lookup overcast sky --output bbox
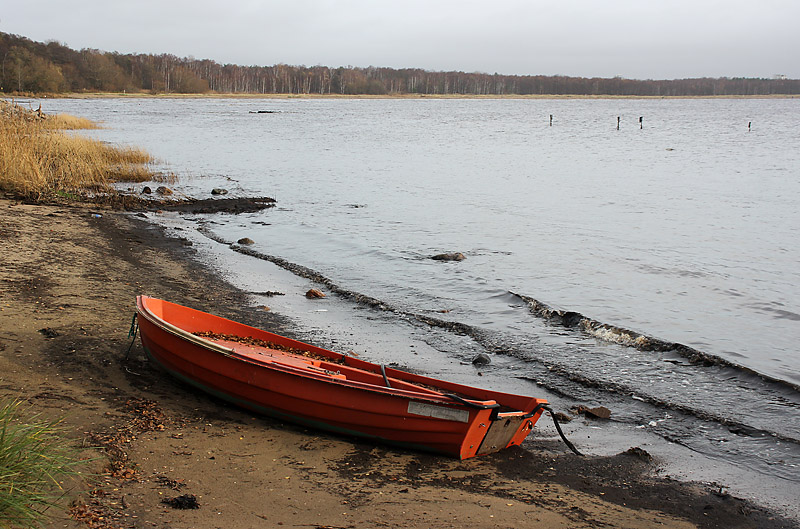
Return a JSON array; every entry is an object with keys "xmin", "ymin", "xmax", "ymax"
[{"xmin": 2, "ymin": 0, "xmax": 797, "ymax": 80}]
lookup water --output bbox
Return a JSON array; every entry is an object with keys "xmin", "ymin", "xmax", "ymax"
[{"xmin": 27, "ymin": 96, "xmax": 800, "ymax": 516}]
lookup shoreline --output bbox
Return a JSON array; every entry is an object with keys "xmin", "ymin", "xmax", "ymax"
[
  {"xmin": 1, "ymin": 198, "xmax": 796, "ymax": 528},
  {"xmin": 9, "ymin": 91, "xmax": 798, "ymax": 100}
]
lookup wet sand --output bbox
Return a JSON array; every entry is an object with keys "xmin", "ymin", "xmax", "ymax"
[{"xmin": 0, "ymin": 198, "xmax": 794, "ymax": 529}]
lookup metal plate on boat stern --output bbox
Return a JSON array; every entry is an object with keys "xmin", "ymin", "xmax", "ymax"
[
  {"xmin": 408, "ymin": 401, "xmax": 470, "ymax": 423},
  {"xmin": 477, "ymin": 416, "xmax": 525, "ymax": 455}
]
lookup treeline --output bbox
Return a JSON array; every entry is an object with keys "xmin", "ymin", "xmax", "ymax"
[{"xmin": 2, "ymin": 31, "xmax": 798, "ymax": 97}]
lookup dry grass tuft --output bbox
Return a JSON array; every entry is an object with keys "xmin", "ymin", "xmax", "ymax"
[
  {"xmin": 44, "ymin": 113, "xmax": 99, "ymax": 130},
  {"xmin": 0, "ymin": 100, "xmax": 162, "ymax": 199}
]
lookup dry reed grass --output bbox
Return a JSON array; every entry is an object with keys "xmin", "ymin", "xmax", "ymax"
[
  {"xmin": 1, "ymin": 100, "xmax": 162, "ymax": 198},
  {"xmin": 43, "ymin": 113, "xmax": 98, "ymax": 130}
]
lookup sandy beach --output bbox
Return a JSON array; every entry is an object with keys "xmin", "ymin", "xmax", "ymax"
[{"xmin": 0, "ymin": 197, "xmax": 794, "ymax": 529}]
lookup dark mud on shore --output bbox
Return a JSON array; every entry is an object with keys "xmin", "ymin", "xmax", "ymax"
[{"xmin": 14, "ymin": 192, "xmax": 277, "ymax": 215}]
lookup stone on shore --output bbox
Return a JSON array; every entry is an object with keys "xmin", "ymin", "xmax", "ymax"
[
  {"xmin": 472, "ymin": 353, "xmax": 491, "ymax": 365},
  {"xmin": 578, "ymin": 405, "xmax": 612, "ymax": 420}
]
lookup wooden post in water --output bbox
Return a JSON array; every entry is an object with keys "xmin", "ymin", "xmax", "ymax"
[
  {"xmin": 748, "ymin": 121, "xmax": 752, "ymax": 132},
  {"xmin": 617, "ymin": 116, "xmax": 620, "ymax": 130},
  {"xmin": 550, "ymin": 114, "xmax": 553, "ymax": 126},
  {"xmin": 639, "ymin": 116, "xmax": 643, "ymax": 129}
]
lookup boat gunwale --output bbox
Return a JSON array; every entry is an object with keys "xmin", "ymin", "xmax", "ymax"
[{"xmin": 135, "ymin": 295, "xmax": 501, "ymax": 409}]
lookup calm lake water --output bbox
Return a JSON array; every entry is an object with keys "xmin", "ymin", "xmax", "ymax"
[{"xmin": 27, "ymin": 96, "xmax": 800, "ymax": 516}]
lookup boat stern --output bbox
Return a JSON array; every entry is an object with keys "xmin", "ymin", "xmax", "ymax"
[{"xmin": 460, "ymin": 401, "xmax": 547, "ymax": 459}]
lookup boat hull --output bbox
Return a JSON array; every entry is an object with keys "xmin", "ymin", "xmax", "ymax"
[{"xmin": 136, "ymin": 296, "xmax": 546, "ymax": 459}]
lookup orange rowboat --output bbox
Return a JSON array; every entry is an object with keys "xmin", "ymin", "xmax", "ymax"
[{"xmin": 135, "ymin": 295, "xmax": 549, "ymax": 459}]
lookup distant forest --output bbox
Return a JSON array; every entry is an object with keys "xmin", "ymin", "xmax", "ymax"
[{"xmin": 2, "ymin": 31, "xmax": 798, "ymax": 97}]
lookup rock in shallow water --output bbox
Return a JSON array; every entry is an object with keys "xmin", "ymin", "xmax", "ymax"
[
  {"xmin": 237, "ymin": 237, "xmax": 255, "ymax": 245},
  {"xmin": 431, "ymin": 252, "xmax": 466, "ymax": 262}
]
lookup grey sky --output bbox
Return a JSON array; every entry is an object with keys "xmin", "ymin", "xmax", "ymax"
[{"xmin": 2, "ymin": 0, "xmax": 797, "ymax": 79}]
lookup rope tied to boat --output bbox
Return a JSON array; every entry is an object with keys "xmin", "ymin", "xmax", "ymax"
[
  {"xmin": 443, "ymin": 396, "xmax": 583, "ymax": 455},
  {"xmin": 380, "ymin": 364, "xmax": 392, "ymax": 388},
  {"xmin": 125, "ymin": 312, "xmax": 139, "ymax": 360},
  {"xmin": 532, "ymin": 403, "xmax": 583, "ymax": 456}
]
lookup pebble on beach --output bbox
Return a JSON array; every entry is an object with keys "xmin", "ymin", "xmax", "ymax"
[{"xmin": 554, "ymin": 411, "xmax": 573, "ymax": 423}]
